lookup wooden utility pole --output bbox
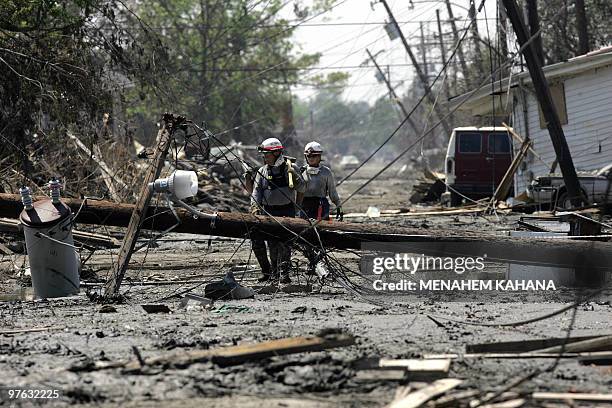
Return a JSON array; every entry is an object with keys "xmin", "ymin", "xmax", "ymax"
[
  {"xmin": 498, "ymin": 0, "xmax": 509, "ymax": 75},
  {"xmin": 1, "ymin": 193, "xmax": 611, "ymax": 274},
  {"xmin": 502, "ymin": 0, "xmax": 585, "ymax": 207},
  {"xmin": 575, "ymin": 0, "xmax": 590, "ymax": 55},
  {"xmin": 366, "ymin": 49, "xmax": 421, "ymax": 135},
  {"xmin": 379, "ymin": 0, "xmax": 452, "ymax": 136},
  {"xmin": 444, "ymin": 0, "xmax": 470, "ymax": 88},
  {"xmin": 525, "ymin": 0, "xmax": 544, "ymax": 65},
  {"xmin": 435, "ymin": 9, "xmax": 453, "ymax": 101},
  {"xmin": 468, "ymin": 1, "xmax": 485, "ymax": 78},
  {"xmin": 103, "ymin": 113, "xmax": 185, "ymax": 298},
  {"xmin": 419, "ymin": 22, "xmax": 429, "ymax": 78}
]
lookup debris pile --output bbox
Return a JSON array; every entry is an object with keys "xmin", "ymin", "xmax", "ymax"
[{"xmin": 409, "ymin": 169, "xmax": 446, "ymax": 204}]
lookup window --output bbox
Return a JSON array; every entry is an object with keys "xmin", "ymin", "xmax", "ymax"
[
  {"xmin": 458, "ymin": 133, "xmax": 482, "ymax": 153},
  {"xmin": 488, "ymin": 133, "xmax": 511, "ymax": 154},
  {"xmin": 538, "ymin": 82, "xmax": 568, "ymax": 129}
]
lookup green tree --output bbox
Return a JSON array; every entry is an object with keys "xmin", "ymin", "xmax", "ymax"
[{"xmin": 126, "ymin": 0, "xmax": 323, "ymax": 145}]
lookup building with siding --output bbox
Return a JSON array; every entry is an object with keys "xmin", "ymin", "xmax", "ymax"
[{"xmin": 450, "ymin": 46, "xmax": 612, "ymax": 196}]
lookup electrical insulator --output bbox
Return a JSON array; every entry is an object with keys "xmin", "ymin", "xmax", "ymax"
[
  {"xmin": 20, "ymin": 186, "xmax": 33, "ymax": 210},
  {"xmin": 49, "ymin": 178, "xmax": 61, "ymax": 204}
]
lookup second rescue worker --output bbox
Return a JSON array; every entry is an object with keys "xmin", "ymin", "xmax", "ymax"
[{"xmin": 299, "ymin": 141, "xmax": 343, "ymax": 221}]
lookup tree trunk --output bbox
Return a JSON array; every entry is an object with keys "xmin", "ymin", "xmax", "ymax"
[{"xmin": 575, "ymin": 0, "xmax": 590, "ymax": 55}]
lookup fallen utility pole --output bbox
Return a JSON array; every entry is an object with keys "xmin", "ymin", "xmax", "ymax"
[
  {"xmin": 366, "ymin": 49, "xmax": 421, "ymax": 135},
  {"xmin": 502, "ymin": 0, "xmax": 585, "ymax": 207},
  {"xmin": 104, "ymin": 113, "xmax": 184, "ymax": 298},
  {"xmin": 1, "ymin": 194, "xmax": 612, "ymax": 279},
  {"xmin": 378, "ymin": 0, "xmax": 452, "ymax": 136}
]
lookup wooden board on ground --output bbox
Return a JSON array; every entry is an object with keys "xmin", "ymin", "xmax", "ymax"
[
  {"xmin": 344, "ymin": 206, "xmax": 489, "ymax": 218},
  {"xmin": 532, "ymin": 392, "xmax": 612, "ymax": 403},
  {"xmin": 466, "ymin": 334, "xmax": 609, "ymax": 353},
  {"xmin": 83, "ymin": 332, "xmax": 355, "ymax": 372},
  {"xmin": 532, "ymin": 334, "xmax": 612, "ymax": 354},
  {"xmin": 387, "ymin": 378, "xmax": 463, "ymax": 408},
  {"xmin": 479, "ymin": 399, "xmax": 526, "ymax": 408},
  {"xmin": 424, "ymin": 351, "xmax": 612, "ymax": 360},
  {"xmin": 379, "ymin": 358, "xmax": 450, "ymax": 372},
  {"xmin": 354, "ymin": 370, "xmax": 406, "ymax": 382}
]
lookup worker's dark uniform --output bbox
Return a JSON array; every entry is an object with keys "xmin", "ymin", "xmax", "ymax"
[
  {"xmin": 244, "ymin": 168, "xmax": 272, "ymax": 277},
  {"xmin": 251, "ymin": 157, "xmax": 305, "ymax": 280}
]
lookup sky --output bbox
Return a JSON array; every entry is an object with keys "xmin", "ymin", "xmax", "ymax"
[{"xmin": 284, "ymin": 0, "xmax": 505, "ymax": 103}]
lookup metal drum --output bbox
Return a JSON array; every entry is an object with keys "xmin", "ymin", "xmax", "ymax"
[{"xmin": 20, "ymin": 199, "xmax": 79, "ymax": 298}]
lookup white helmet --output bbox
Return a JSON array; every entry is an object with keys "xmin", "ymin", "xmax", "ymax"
[
  {"xmin": 304, "ymin": 141, "xmax": 323, "ymax": 156},
  {"xmin": 258, "ymin": 137, "xmax": 283, "ymax": 152}
]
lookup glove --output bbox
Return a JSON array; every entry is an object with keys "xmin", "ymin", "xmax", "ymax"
[
  {"xmin": 335, "ymin": 206, "xmax": 344, "ymax": 221},
  {"xmin": 250, "ymin": 205, "xmax": 261, "ymax": 215}
]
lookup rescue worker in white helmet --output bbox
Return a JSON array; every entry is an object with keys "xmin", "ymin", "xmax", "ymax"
[
  {"xmin": 251, "ymin": 137, "xmax": 305, "ymax": 283},
  {"xmin": 298, "ymin": 141, "xmax": 343, "ymax": 221}
]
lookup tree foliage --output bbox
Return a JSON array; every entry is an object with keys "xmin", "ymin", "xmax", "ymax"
[
  {"xmin": 0, "ymin": 0, "xmax": 330, "ymax": 191},
  {"xmin": 126, "ymin": 0, "xmax": 325, "ymax": 146},
  {"xmin": 538, "ymin": 0, "xmax": 611, "ymax": 64}
]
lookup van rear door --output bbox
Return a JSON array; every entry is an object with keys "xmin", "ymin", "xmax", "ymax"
[
  {"xmin": 486, "ymin": 131, "xmax": 513, "ymax": 192},
  {"xmin": 455, "ymin": 131, "xmax": 486, "ymax": 191}
]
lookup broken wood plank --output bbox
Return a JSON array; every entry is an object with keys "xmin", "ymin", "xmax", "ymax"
[
  {"xmin": 387, "ymin": 378, "xmax": 463, "ymax": 408},
  {"xmin": 579, "ymin": 354, "xmax": 612, "ymax": 366},
  {"xmin": 104, "ymin": 114, "xmax": 180, "ymax": 298},
  {"xmin": 466, "ymin": 334, "xmax": 608, "ymax": 353},
  {"xmin": 479, "ymin": 399, "xmax": 525, "ymax": 408},
  {"xmin": 424, "ymin": 351, "xmax": 612, "ymax": 360},
  {"xmin": 532, "ymin": 334, "xmax": 612, "ymax": 354},
  {"xmin": 84, "ymin": 332, "xmax": 355, "ymax": 372},
  {"xmin": 431, "ymin": 390, "xmax": 480, "ymax": 407},
  {"xmin": 354, "ymin": 358, "xmax": 451, "ymax": 382},
  {"xmin": 354, "ymin": 370, "xmax": 406, "ymax": 382},
  {"xmin": 502, "ymin": 122, "xmax": 550, "ymax": 169},
  {"xmin": 0, "ymin": 327, "xmax": 56, "ymax": 335},
  {"xmin": 345, "ymin": 206, "xmax": 489, "ymax": 218},
  {"xmin": 66, "ymin": 131, "xmax": 127, "ymax": 201},
  {"xmin": 489, "ymin": 126, "xmax": 532, "ymax": 206},
  {"xmin": 532, "ymin": 392, "xmax": 612, "ymax": 403},
  {"xmin": 379, "ymin": 358, "xmax": 450, "ymax": 374},
  {"xmin": 469, "ymin": 392, "xmax": 522, "ymax": 408}
]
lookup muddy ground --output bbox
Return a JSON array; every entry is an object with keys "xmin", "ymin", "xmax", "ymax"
[{"xmin": 1, "ymin": 164, "xmax": 611, "ymax": 407}]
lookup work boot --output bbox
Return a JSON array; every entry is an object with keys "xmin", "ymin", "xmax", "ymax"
[{"xmin": 258, "ymin": 274, "xmax": 272, "ymax": 283}]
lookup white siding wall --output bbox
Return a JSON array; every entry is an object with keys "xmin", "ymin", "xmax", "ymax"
[{"xmin": 514, "ymin": 64, "xmax": 612, "ymax": 194}]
